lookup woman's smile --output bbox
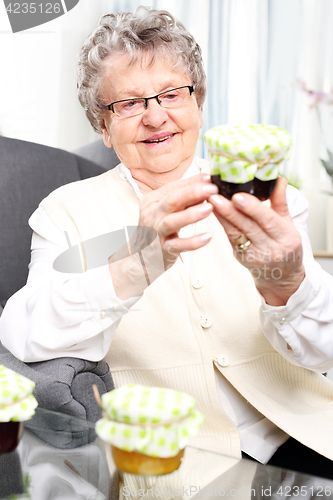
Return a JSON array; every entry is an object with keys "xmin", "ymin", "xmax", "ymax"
[{"xmin": 141, "ymin": 132, "xmax": 176, "ymax": 145}]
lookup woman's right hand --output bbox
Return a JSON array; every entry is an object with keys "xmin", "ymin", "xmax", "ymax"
[{"xmin": 109, "ymin": 174, "xmax": 218, "ymax": 299}]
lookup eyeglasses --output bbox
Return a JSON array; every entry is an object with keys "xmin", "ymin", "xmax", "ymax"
[{"xmin": 99, "ymin": 85, "xmax": 195, "ymax": 118}]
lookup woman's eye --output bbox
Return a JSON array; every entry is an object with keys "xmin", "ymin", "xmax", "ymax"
[
  {"xmin": 123, "ymin": 100, "xmax": 140, "ymax": 109},
  {"xmin": 162, "ymin": 93, "xmax": 178, "ymax": 100}
]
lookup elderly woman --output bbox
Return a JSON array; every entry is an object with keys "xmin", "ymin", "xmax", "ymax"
[{"xmin": 2, "ymin": 7, "xmax": 333, "ymax": 478}]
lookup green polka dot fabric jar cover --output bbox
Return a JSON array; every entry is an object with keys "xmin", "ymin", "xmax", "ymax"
[
  {"xmin": 0, "ymin": 365, "xmax": 38, "ymax": 453},
  {"xmin": 204, "ymin": 124, "xmax": 292, "ymax": 200},
  {"xmin": 95, "ymin": 384, "xmax": 204, "ymax": 475}
]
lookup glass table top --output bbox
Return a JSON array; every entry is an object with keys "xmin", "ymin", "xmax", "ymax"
[{"xmin": 1, "ymin": 408, "xmax": 333, "ymax": 500}]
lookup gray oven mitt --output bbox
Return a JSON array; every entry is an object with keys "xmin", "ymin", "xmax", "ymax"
[
  {"xmin": 0, "ymin": 349, "xmax": 114, "ymax": 422},
  {"xmin": 0, "ymin": 349, "xmax": 114, "ymax": 448}
]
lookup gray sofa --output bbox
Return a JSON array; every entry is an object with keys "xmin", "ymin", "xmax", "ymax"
[
  {"xmin": 0, "ymin": 136, "xmax": 119, "ymax": 309},
  {"xmin": 75, "ymin": 139, "xmax": 119, "ymax": 171},
  {"xmin": 0, "ymin": 136, "xmax": 119, "ymax": 425}
]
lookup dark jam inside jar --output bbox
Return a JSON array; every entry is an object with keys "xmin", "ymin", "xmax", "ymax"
[
  {"xmin": 211, "ymin": 176, "xmax": 277, "ymax": 201},
  {"xmin": 0, "ymin": 421, "xmax": 24, "ymax": 453}
]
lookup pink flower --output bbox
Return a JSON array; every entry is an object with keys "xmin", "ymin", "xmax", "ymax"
[{"xmin": 299, "ymin": 79, "xmax": 333, "ymax": 109}]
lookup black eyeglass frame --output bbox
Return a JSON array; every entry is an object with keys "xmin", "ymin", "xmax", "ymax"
[{"xmin": 99, "ymin": 85, "xmax": 195, "ymax": 113}]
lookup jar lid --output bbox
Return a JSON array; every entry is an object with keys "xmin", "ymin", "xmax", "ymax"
[
  {"xmin": 0, "ymin": 365, "xmax": 38, "ymax": 422},
  {"xmin": 95, "ymin": 385, "xmax": 204, "ymax": 458},
  {"xmin": 204, "ymin": 124, "xmax": 292, "ymax": 183}
]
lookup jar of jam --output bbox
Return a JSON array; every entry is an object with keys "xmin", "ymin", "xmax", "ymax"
[
  {"xmin": 204, "ymin": 124, "xmax": 292, "ymax": 201},
  {"xmin": 0, "ymin": 365, "xmax": 38, "ymax": 453},
  {"xmin": 95, "ymin": 384, "xmax": 204, "ymax": 475}
]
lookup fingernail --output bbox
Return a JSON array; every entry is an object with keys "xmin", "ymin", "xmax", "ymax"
[
  {"xmin": 202, "ymin": 184, "xmax": 218, "ymax": 194},
  {"xmin": 200, "ymin": 232, "xmax": 212, "ymax": 241},
  {"xmin": 198, "ymin": 203, "xmax": 212, "ymax": 213},
  {"xmin": 210, "ymin": 194, "xmax": 224, "ymax": 206},
  {"xmin": 233, "ymin": 194, "xmax": 246, "ymax": 205},
  {"xmin": 262, "ymin": 199, "xmax": 271, "ymax": 208},
  {"xmin": 201, "ymin": 174, "xmax": 211, "ymax": 182}
]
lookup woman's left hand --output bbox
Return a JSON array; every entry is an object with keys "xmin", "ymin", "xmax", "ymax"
[{"xmin": 209, "ymin": 177, "xmax": 305, "ymax": 306}]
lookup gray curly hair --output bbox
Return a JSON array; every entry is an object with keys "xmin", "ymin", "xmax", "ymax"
[{"xmin": 76, "ymin": 6, "xmax": 206, "ymax": 133}]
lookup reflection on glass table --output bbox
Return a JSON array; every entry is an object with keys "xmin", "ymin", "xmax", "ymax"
[
  {"xmin": 0, "ymin": 408, "xmax": 111, "ymax": 500},
  {"xmin": 1, "ymin": 408, "xmax": 333, "ymax": 500}
]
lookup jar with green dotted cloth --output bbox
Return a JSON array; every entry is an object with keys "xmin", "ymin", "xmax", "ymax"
[
  {"xmin": 0, "ymin": 364, "xmax": 38, "ymax": 452},
  {"xmin": 95, "ymin": 384, "xmax": 204, "ymax": 475},
  {"xmin": 204, "ymin": 124, "xmax": 292, "ymax": 200}
]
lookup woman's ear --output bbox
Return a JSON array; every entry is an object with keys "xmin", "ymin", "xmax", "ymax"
[
  {"xmin": 198, "ymin": 106, "xmax": 203, "ymax": 129},
  {"xmin": 101, "ymin": 127, "xmax": 112, "ymax": 148}
]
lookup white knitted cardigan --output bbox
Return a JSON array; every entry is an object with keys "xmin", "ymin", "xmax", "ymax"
[{"xmin": 41, "ymin": 162, "xmax": 333, "ymax": 461}]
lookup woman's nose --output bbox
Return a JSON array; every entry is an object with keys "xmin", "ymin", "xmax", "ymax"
[{"xmin": 141, "ymin": 98, "xmax": 168, "ymax": 128}]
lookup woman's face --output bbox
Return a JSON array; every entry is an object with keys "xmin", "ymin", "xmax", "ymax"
[{"xmin": 100, "ymin": 53, "xmax": 203, "ymax": 189}]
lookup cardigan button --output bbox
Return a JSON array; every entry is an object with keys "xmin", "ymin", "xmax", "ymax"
[
  {"xmin": 217, "ymin": 355, "xmax": 230, "ymax": 367},
  {"xmin": 192, "ymin": 277, "xmax": 204, "ymax": 289},
  {"xmin": 99, "ymin": 310, "xmax": 107, "ymax": 319},
  {"xmin": 200, "ymin": 315, "xmax": 212, "ymax": 328}
]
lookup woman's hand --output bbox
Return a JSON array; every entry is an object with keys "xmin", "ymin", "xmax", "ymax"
[
  {"xmin": 109, "ymin": 174, "xmax": 218, "ymax": 299},
  {"xmin": 138, "ymin": 173, "xmax": 217, "ymax": 267},
  {"xmin": 209, "ymin": 177, "xmax": 305, "ymax": 306}
]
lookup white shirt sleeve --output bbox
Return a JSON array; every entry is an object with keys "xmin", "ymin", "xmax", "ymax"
[
  {"xmin": 0, "ymin": 205, "xmax": 141, "ymax": 362},
  {"xmin": 259, "ymin": 185, "xmax": 333, "ymax": 373}
]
